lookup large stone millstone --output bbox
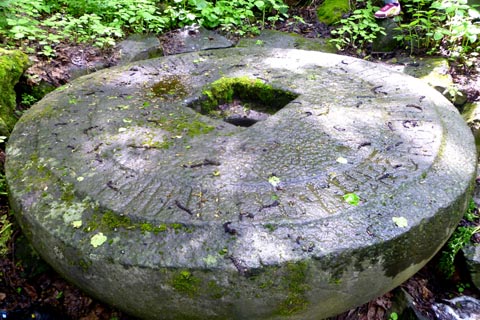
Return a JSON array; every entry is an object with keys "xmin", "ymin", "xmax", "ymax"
[{"xmin": 6, "ymin": 48, "xmax": 476, "ymax": 319}]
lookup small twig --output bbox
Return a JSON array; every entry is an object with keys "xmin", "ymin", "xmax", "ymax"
[
  {"xmin": 223, "ymin": 222, "xmax": 237, "ymax": 235},
  {"xmin": 184, "ymin": 159, "xmax": 221, "ymax": 168},
  {"xmin": 371, "ymin": 85, "xmax": 387, "ymax": 95},
  {"xmin": 174, "ymin": 200, "xmax": 194, "ymax": 216},
  {"xmin": 259, "ymin": 200, "xmax": 280, "ymax": 212},
  {"xmin": 406, "ymin": 104, "xmax": 423, "ymax": 111}
]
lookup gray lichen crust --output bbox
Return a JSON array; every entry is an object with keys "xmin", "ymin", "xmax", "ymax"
[{"xmin": 6, "ymin": 48, "xmax": 477, "ymax": 319}]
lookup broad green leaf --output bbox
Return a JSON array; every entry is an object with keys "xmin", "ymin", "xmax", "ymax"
[
  {"xmin": 91, "ymin": 232, "xmax": 107, "ymax": 247},
  {"xmin": 71, "ymin": 220, "xmax": 83, "ymax": 228},
  {"xmin": 343, "ymin": 193, "xmax": 360, "ymax": 206},
  {"xmin": 268, "ymin": 175, "xmax": 281, "ymax": 187},
  {"xmin": 433, "ymin": 31, "xmax": 444, "ymax": 41},
  {"xmin": 254, "ymin": 0, "xmax": 265, "ymax": 9},
  {"xmin": 392, "ymin": 216, "xmax": 408, "ymax": 228},
  {"xmin": 336, "ymin": 157, "xmax": 348, "ymax": 164},
  {"xmin": 186, "ymin": 13, "xmax": 196, "ymax": 21}
]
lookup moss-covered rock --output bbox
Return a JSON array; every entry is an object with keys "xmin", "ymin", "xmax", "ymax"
[
  {"xmin": 6, "ymin": 47, "xmax": 476, "ymax": 319},
  {"xmin": 317, "ymin": 0, "xmax": 350, "ymax": 25},
  {"xmin": 462, "ymin": 101, "xmax": 480, "ymax": 154},
  {"xmin": 236, "ymin": 29, "xmax": 337, "ymax": 53},
  {"xmin": 0, "ymin": 48, "xmax": 30, "ymax": 136}
]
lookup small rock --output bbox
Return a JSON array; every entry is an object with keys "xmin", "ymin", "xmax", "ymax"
[
  {"xmin": 389, "ymin": 288, "xmax": 431, "ymax": 320},
  {"xmin": 0, "ymin": 48, "xmax": 30, "ymax": 136},
  {"xmin": 462, "ymin": 243, "xmax": 480, "ymax": 290},
  {"xmin": 115, "ymin": 33, "xmax": 163, "ymax": 65},
  {"xmin": 433, "ymin": 296, "xmax": 480, "ymax": 320},
  {"xmin": 236, "ymin": 29, "xmax": 336, "ymax": 53},
  {"xmin": 462, "ymin": 101, "xmax": 480, "ymax": 156},
  {"xmin": 161, "ymin": 26, "xmax": 233, "ymax": 55},
  {"xmin": 403, "ymin": 57, "xmax": 452, "ymax": 93}
]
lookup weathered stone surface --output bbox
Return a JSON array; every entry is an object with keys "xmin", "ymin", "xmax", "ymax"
[
  {"xmin": 433, "ymin": 295, "xmax": 480, "ymax": 319},
  {"xmin": 162, "ymin": 26, "xmax": 234, "ymax": 55},
  {"xmin": 380, "ymin": 56, "xmax": 468, "ymax": 107},
  {"xmin": 236, "ymin": 29, "xmax": 336, "ymax": 53},
  {"xmin": 402, "ymin": 57, "xmax": 467, "ymax": 106},
  {"xmin": 462, "ymin": 244, "xmax": 480, "ymax": 290},
  {"xmin": 6, "ymin": 48, "xmax": 476, "ymax": 319},
  {"xmin": 0, "ymin": 48, "xmax": 30, "ymax": 136},
  {"xmin": 116, "ymin": 33, "xmax": 163, "ymax": 65},
  {"xmin": 462, "ymin": 101, "xmax": 480, "ymax": 153}
]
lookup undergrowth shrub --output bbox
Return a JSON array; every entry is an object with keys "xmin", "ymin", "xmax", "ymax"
[
  {"xmin": 329, "ymin": 0, "xmax": 385, "ymax": 54},
  {"xmin": 0, "ymin": 0, "xmax": 289, "ymax": 55},
  {"xmin": 439, "ymin": 200, "xmax": 480, "ymax": 278},
  {"xmin": 0, "ymin": 212, "xmax": 12, "ymax": 257},
  {"xmin": 330, "ymin": 0, "xmax": 479, "ymax": 62},
  {"xmin": 394, "ymin": 0, "xmax": 480, "ymax": 61}
]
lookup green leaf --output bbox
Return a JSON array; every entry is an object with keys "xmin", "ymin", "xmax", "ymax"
[
  {"xmin": 203, "ymin": 254, "xmax": 217, "ymax": 266},
  {"xmin": 71, "ymin": 220, "xmax": 83, "ymax": 228},
  {"xmin": 433, "ymin": 31, "xmax": 444, "ymax": 41},
  {"xmin": 91, "ymin": 232, "xmax": 107, "ymax": 247},
  {"xmin": 268, "ymin": 175, "xmax": 281, "ymax": 187},
  {"xmin": 336, "ymin": 156, "xmax": 348, "ymax": 164},
  {"xmin": 343, "ymin": 193, "xmax": 360, "ymax": 206},
  {"xmin": 186, "ymin": 13, "xmax": 197, "ymax": 21},
  {"xmin": 392, "ymin": 216, "xmax": 408, "ymax": 228},
  {"xmin": 254, "ymin": 0, "xmax": 265, "ymax": 9}
]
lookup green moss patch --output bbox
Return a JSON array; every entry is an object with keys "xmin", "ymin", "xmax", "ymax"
[
  {"xmin": 86, "ymin": 210, "xmax": 194, "ymax": 234},
  {"xmin": 0, "ymin": 48, "xmax": 30, "ymax": 135},
  {"xmin": 172, "ymin": 270, "xmax": 200, "ymax": 297},
  {"xmin": 147, "ymin": 114, "xmax": 214, "ymax": 138},
  {"xmin": 317, "ymin": 0, "xmax": 350, "ymax": 26},
  {"xmin": 277, "ymin": 261, "xmax": 310, "ymax": 315},
  {"xmin": 151, "ymin": 75, "xmax": 189, "ymax": 101}
]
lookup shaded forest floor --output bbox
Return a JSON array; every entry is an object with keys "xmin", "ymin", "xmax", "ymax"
[{"xmin": 1, "ymin": 5, "xmax": 480, "ymax": 320}]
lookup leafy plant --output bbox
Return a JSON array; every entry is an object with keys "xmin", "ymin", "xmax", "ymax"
[
  {"xmin": 166, "ymin": 0, "xmax": 288, "ymax": 35},
  {"xmin": 457, "ymin": 282, "xmax": 470, "ymax": 293},
  {"xmin": 394, "ymin": 0, "xmax": 480, "ymax": 57},
  {"xmin": 465, "ymin": 199, "xmax": 478, "ymax": 222},
  {"xmin": 21, "ymin": 93, "xmax": 38, "ymax": 107},
  {"xmin": 430, "ymin": 0, "xmax": 480, "ymax": 59},
  {"xmin": 438, "ymin": 200, "xmax": 480, "ymax": 278},
  {"xmin": 394, "ymin": 0, "xmax": 440, "ymax": 54},
  {"xmin": 0, "ymin": 172, "xmax": 7, "ymax": 197},
  {"xmin": 330, "ymin": 0, "xmax": 385, "ymax": 53},
  {"xmin": 0, "ymin": 0, "xmax": 289, "ymax": 52},
  {"xmin": 0, "ymin": 213, "xmax": 12, "ymax": 257}
]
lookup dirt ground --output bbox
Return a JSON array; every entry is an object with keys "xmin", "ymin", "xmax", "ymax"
[{"xmin": 1, "ymin": 5, "xmax": 480, "ymax": 320}]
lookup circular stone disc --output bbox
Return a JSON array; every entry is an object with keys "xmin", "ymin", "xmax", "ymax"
[{"xmin": 6, "ymin": 48, "xmax": 476, "ymax": 319}]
